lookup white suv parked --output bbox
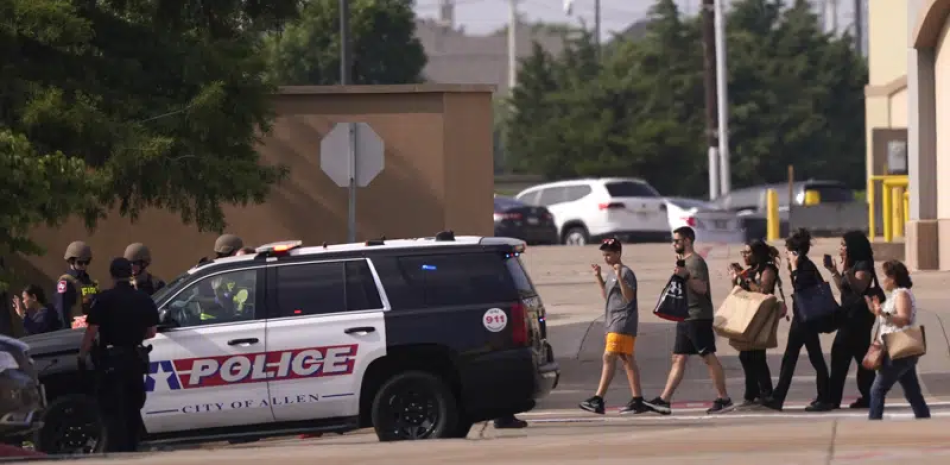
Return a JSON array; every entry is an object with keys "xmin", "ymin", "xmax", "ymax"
[{"xmin": 515, "ymin": 178, "xmax": 671, "ymax": 245}]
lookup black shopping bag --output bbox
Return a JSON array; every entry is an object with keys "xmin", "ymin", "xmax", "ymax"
[
  {"xmin": 654, "ymin": 275, "xmax": 689, "ymax": 322},
  {"xmin": 792, "ymin": 281, "xmax": 840, "ymax": 333}
]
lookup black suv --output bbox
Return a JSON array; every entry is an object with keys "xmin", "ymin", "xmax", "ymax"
[{"xmin": 24, "ymin": 234, "xmax": 558, "ymax": 453}]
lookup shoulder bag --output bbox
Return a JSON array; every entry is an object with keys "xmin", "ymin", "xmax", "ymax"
[
  {"xmin": 791, "ymin": 266, "xmax": 840, "ymax": 327},
  {"xmin": 862, "ymin": 322, "xmax": 884, "ymax": 371}
]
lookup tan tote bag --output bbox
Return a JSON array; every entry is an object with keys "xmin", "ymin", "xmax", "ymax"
[
  {"xmin": 883, "ymin": 326, "xmax": 927, "ymax": 360},
  {"xmin": 714, "ymin": 286, "xmax": 778, "ymax": 341}
]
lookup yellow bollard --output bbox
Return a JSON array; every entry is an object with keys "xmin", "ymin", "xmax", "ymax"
[
  {"xmin": 882, "ymin": 185, "xmax": 893, "ymax": 242},
  {"xmin": 766, "ymin": 189, "xmax": 779, "ymax": 241},
  {"xmin": 903, "ymin": 190, "xmax": 910, "ymax": 225},
  {"xmin": 867, "ymin": 179, "xmax": 876, "ymax": 239},
  {"xmin": 892, "ymin": 187, "xmax": 904, "ymax": 238},
  {"xmin": 803, "ymin": 190, "xmax": 821, "ymax": 206}
]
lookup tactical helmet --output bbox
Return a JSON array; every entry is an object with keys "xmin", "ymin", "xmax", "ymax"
[
  {"xmin": 214, "ymin": 234, "xmax": 244, "ymax": 255},
  {"xmin": 124, "ymin": 243, "xmax": 152, "ymax": 263},
  {"xmin": 64, "ymin": 241, "xmax": 92, "ymax": 261}
]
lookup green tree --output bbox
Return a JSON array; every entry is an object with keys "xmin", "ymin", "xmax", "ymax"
[
  {"xmin": 0, "ymin": 0, "xmax": 299, "ymax": 262},
  {"xmin": 266, "ymin": 0, "xmax": 426, "ymax": 85},
  {"xmin": 726, "ymin": 0, "xmax": 868, "ymax": 189}
]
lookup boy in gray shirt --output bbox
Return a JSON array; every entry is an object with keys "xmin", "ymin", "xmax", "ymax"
[{"xmin": 579, "ymin": 238, "xmax": 647, "ymax": 415}]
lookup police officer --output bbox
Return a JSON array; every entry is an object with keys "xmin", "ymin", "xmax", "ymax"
[
  {"xmin": 55, "ymin": 241, "xmax": 100, "ymax": 329},
  {"xmin": 78, "ymin": 258, "xmax": 159, "ymax": 453},
  {"xmin": 123, "ymin": 243, "xmax": 166, "ymax": 296},
  {"xmin": 196, "ymin": 236, "xmax": 247, "ymax": 322}
]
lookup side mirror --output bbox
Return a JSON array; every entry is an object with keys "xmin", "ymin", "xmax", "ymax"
[{"xmin": 157, "ymin": 308, "xmax": 179, "ymax": 330}]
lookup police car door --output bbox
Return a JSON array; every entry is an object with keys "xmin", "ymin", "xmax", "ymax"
[
  {"xmin": 264, "ymin": 258, "xmax": 387, "ymax": 422},
  {"xmin": 143, "ymin": 267, "xmax": 274, "ymax": 433}
]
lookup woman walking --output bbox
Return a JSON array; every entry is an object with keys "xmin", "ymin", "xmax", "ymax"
[
  {"xmin": 866, "ymin": 260, "xmax": 930, "ymax": 420},
  {"xmin": 728, "ymin": 239, "xmax": 780, "ymax": 408},
  {"xmin": 765, "ymin": 228, "xmax": 833, "ymax": 412},
  {"xmin": 826, "ymin": 231, "xmax": 880, "ymax": 409}
]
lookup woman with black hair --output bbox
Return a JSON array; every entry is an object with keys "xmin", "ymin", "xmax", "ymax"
[
  {"xmin": 826, "ymin": 230, "xmax": 880, "ymax": 409},
  {"xmin": 11, "ymin": 284, "xmax": 62, "ymax": 335},
  {"xmin": 728, "ymin": 239, "xmax": 780, "ymax": 408},
  {"xmin": 764, "ymin": 228, "xmax": 834, "ymax": 412}
]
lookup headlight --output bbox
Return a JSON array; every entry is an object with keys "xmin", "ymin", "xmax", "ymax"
[{"xmin": 0, "ymin": 352, "xmax": 21, "ymax": 373}]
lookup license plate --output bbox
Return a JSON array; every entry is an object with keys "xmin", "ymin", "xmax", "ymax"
[
  {"xmin": 527, "ymin": 217, "xmax": 539, "ymax": 225},
  {"xmin": 714, "ymin": 220, "xmax": 727, "ymax": 229}
]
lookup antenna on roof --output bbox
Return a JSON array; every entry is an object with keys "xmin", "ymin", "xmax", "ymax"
[
  {"xmin": 321, "ymin": 242, "xmax": 328, "ymax": 249},
  {"xmin": 435, "ymin": 230, "xmax": 455, "ymax": 241}
]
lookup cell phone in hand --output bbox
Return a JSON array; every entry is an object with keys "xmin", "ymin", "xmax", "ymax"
[
  {"xmin": 823, "ymin": 254, "xmax": 833, "ymax": 268},
  {"xmin": 676, "ymin": 259, "xmax": 686, "ymax": 268},
  {"xmin": 730, "ymin": 262, "xmax": 742, "ymax": 271}
]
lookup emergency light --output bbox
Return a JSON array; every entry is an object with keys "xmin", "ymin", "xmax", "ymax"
[{"xmin": 255, "ymin": 240, "xmax": 303, "ymax": 257}]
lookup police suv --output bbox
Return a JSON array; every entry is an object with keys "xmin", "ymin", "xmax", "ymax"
[{"xmin": 24, "ymin": 234, "xmax": 559, "ymax": 453}]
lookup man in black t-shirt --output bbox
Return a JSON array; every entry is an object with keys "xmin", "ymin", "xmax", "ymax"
[{"xmin": 79, "ymin": 257, "xmax": 159, "ymax": 452}]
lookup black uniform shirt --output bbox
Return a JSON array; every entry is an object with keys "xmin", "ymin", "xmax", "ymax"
[{"xmin": 86, "ymin": 282, "xmax": 160, "ymax": 348}]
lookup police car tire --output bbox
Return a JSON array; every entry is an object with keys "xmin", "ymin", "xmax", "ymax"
[
  {"xmin": 370, "ymin": 371, "xmax": 459, "ymax": 442},
  {"xmin": 34, "ymin": 394, "xmax": 106, "ymax": 455}
]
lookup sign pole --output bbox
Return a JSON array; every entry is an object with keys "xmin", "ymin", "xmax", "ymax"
[
  {"xmin": 347, "ymin": 123, "xmax": 357, "ymax": 242},
  {"xmin": 340, "ymin": 0, "xmax": 356, "ymax": 242}
]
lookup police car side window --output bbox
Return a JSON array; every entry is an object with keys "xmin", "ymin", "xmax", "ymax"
[
  {"xmin": 345, "ymin": 261, "xmax": 383, "ymax": 310},
  {"xmin": 396, "ymin": 253, "xmax": 518, "ymax": 307},
  {"xmin": 165, "ymin": 269, "xmax": 257, "ymax": 328},
  {"xmin": 275, "ymin": 262, "xmax": 347, "ymax": 317}
]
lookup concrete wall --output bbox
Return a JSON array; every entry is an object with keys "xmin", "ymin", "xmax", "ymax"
[
  {"xmin": 865, "ymin": 0, "xmax": 910, "ymax": 183},
  {"xmin": 907, "ymin": 0, "xmax": 950, "ymax": 270},
  {"xmin": 8, "ymin": 85, "xmax": 496, "ymax": 292}
]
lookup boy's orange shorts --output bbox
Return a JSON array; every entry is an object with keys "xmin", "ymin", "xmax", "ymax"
[{"xmin": 605, "ymin": 332, "xmax": 636, "ymax": 355}]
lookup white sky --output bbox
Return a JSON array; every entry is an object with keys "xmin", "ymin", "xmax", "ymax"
[{"xmin": 413, "ymin": 0, "xmax": 858, "ymax": 40}]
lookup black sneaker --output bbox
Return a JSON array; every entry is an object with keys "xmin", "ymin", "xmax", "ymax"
[
  {"xmin": 493, "ymin": 415, "xmax": 528, "ymax": 429},
  {"xmin": 849, "ymin": 397, "xmax": 869, "ymax": 409},
  {"xmin": 579, "ymin": 396, "xmax": 605, "ymax": 415},
  {"xmin": 706, "ymin": 397, "xmax": 735, "ymax": 414},
  {"xmin": 805, "ymin": 401, "xmax": 835, "ymax": 412},
  {"xmin": 619, "ymin": 397, "xmax": 650, "ymax": 415},
  {"xmin": 643, "ymin": 397, "xmax": 672, "ymax": 415}
]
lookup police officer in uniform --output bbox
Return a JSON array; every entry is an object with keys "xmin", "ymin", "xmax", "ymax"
[
  {"xmin": 78, "ymin": 258, "xmax": 159, "ymax": 453},
  {"xmin": 196, "ymin": 235, "xmax": 246, "ymax": 322},
  {"xmin": 55, "ymin": 241, "xmax": 100, "ymax": 329},
  {"xmin": 123, "ymin": 243, "xmax": 166, "ymax": 296}
]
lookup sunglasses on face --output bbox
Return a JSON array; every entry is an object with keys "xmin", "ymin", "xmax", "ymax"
[{"xmin": 75, "ymin": 260, "xmax": 90, "ymax": 266}]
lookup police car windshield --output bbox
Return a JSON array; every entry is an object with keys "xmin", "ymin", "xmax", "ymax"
[{"xmin": 151, "ymin": 271, "xmax": 190, "ymax": 303}]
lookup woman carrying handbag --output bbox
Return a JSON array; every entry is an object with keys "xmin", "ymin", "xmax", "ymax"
[{"xmin": 863, "ymin": 260, "xmax": 930, "ymax": 420}]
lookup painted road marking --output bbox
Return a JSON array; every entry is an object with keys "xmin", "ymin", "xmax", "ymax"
[
  {"xmin": 523, "ymin": 409, "xmax": 950, "ymax": 424},
  {"xmin": 525, "ymin": 400, "xmax": 950, "ymax": 416}
]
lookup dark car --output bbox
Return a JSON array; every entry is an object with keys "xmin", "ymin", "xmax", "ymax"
[
  {"xmin": 0, "ymin": 335, "xmax": 45, "ymax": 445},
  {"xmin": 493, "ymin": 196, "xmax": 559, "ymax": 245},
  {"xmin": 24, "ymin": 234, "xmax": 559, "ymax": 453}
]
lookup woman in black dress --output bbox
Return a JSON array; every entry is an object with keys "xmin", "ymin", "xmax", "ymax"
[
  {"xmin": 826, "ymin": 230, "xmax": 879, "ymax": 409},
  {"xmin": 765, "ymin": 228, "xmax": 833, "ymax": 412}
]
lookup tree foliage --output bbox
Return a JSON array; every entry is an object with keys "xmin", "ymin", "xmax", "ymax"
[
  {"xmin": 265, "ymin": 0, "xmax": 426, "ymax": 85},
  {"xmin": 505, "ymin": 0, "xmax": 868, "ymax": 197},
  {"xmin": 0, "ymin": 0, "xmax": 298, "ymax": 258}
]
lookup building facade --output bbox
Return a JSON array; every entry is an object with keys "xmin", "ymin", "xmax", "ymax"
[{"xmin": 904, "ymin": 0, "xmax": 950, "ymax": 270}]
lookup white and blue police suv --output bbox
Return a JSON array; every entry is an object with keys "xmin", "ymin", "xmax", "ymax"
[{"xmin": 24, "ymin": 234, "xmax": 559, "ymax": 453}]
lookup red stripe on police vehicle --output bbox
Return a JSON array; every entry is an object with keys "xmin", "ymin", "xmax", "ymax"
[{"xmin": 146, "ymin": 344, "xmax": 358, "ymax": 392}]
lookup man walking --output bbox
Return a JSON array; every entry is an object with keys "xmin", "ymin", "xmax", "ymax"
[
  {"xmin": 579, "ymin": 238, "xmax": 648, "ymax": 415},
  {"xmin": 644, "ymin": 226, "xmax": 734, "ymax": 415}
]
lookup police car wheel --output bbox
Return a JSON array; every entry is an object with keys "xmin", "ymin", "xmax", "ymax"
[
  {"xmin": 33, "ymin": 395, "xmax": 105, "ymax": 455},
  {"xmin": 371, "ymin": 371, "xmax": 459, "ymax": 442}
]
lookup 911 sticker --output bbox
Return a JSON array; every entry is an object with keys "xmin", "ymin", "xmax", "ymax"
[
  {"xmin": 145, "ymin": 344, "xmax": 358, "ymax": 392},
  {"xmin": 57, "ymin": 280, "xmax": 67, "ymax": 294},
  {"xmin": 483, "ymin": 308, "xmax": 507, "ymax": 332}
]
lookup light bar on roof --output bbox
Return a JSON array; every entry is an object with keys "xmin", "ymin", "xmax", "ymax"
[{"xmin": 256, "ymin": 240, "xmax": 303, "ymax": 255}]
